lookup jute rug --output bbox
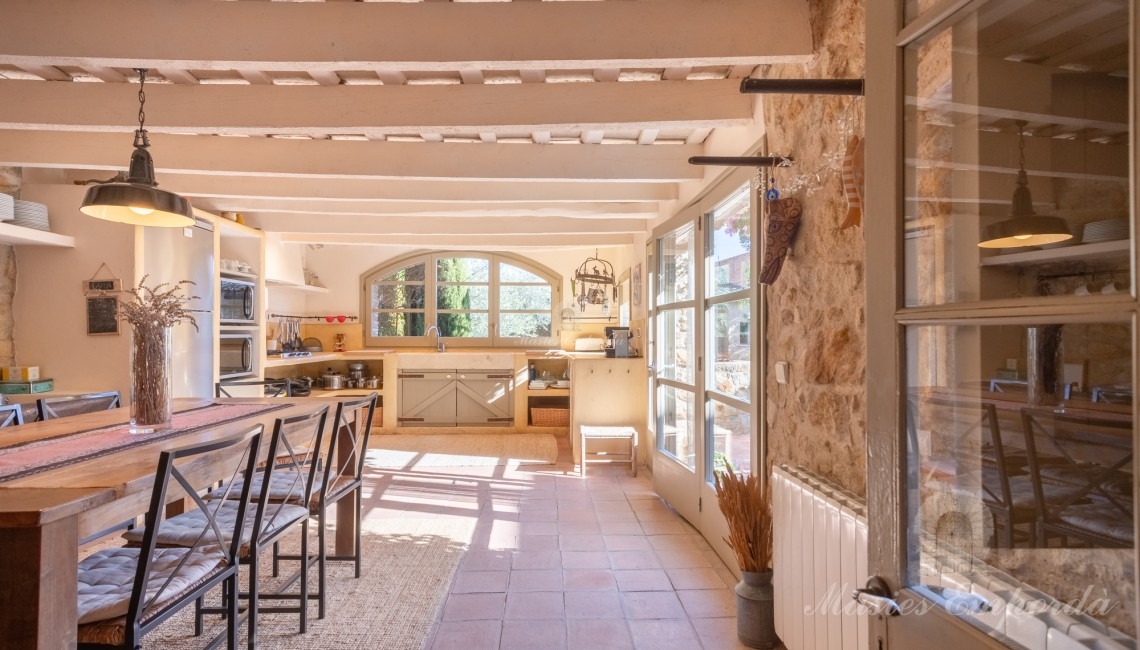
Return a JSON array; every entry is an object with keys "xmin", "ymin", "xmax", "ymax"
[
  {"xmin": 142, "ymin": 516, "xmax": 474, "ymax": 649},
  {"xmin": 367, "ymin": 433, "xmax": 558, "ymax": 469}
]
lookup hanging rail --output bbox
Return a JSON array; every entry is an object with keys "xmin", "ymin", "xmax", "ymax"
[
  {"xmin": 269, "ymin": 313, "xmax": 359, "ymax": 321},
  {"xmin": 740, "ymin": 78, "xmax": 865, "ymax": 96},
  {"xmin": 688, "ymin": 155, "xmax": 794, "ymax": 167}
]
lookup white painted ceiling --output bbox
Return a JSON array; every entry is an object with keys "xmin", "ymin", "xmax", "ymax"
[{"xmin": 0, "ymin": 0, "xmax": 815, "ymax": 248}]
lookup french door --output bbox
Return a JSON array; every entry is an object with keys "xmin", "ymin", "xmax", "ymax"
[
  {"xmin": 866, "ymin": 0, "xmax": 1139, "ymax": 647},
  {"xmin": 653, "ymin": 169, "xmax": 760, "ymax": 558}
]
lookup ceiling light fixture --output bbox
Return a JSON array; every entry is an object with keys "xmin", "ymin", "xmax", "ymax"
[
  {"xmin": 80, "ymin": 69, "xmax": 194, "ymax": 228},
  {"xmin": 573, "ymin": 250, "xmax": 616, "ymax": 311},
  {"xmin": 977, "ymin": 121, "xmax": 1071, "ymax": 249}
]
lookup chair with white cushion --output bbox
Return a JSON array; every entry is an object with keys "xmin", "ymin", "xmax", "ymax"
[
  {"xmin": 124, "ymin": 406, "xmax": 330, "ymax": 648},
  {"xmin": 76, "ymin": 425, "xmax": 263, "ymax": 650}
]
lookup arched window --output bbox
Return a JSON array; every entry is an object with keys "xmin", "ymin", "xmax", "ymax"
[{"xmin": 361, "ymin": 251, "xmax": 562, "ymax": 348}]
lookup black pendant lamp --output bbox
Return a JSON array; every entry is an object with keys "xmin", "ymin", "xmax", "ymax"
[
  {"xmin": 80, "ymin": 69, "xmax": 194, "ymax": 227},
  {"xmin": 977, "ymin": 122, "xmax": 1071, "ymax": 249}
]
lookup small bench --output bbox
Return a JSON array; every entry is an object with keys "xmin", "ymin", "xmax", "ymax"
[{"xmin": 579, "ymin": 425, "xmax": 637, "ymax": 477}]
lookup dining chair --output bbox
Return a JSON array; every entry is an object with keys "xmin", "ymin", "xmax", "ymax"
[
  {"xmin": 124, "ymin": 408, "xmax": 329, "ymax": 648},
  {"xmin": 1020, "ymin": 408, "xmax": 1133, "ymax": 548},
  {"xmin": 0, "ymin": 403, "xmax": 24, "ymax": 427},
  {"xmin": 77, "ymin": 425, "xmax": 263, "ymax": 650},
  {"xmin": 38, "ymin": 391, "xmax": 121, "ymax": 421},
  {"xmin": 215, "ymin": 379, "xmax": 293, "ymax": 398},
  {"xmin": 310, "ymin": 393, "xmax": 378, "ymax": 617}
]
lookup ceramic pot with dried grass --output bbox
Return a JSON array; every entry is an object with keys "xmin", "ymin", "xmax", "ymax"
[{"xmin": 714, "ymin": 462, "xmax": 779, "ymax": 649}]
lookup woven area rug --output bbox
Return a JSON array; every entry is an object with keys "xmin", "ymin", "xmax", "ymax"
[
  {"xmin": 367, "ymin": 433, "xmax": 558, "ymax": 469},
  {"xmin": 140, "ymin": 516, "xmax": 474, "ymax": 649}
]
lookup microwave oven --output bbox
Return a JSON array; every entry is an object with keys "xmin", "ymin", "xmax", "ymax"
[
  {"xmin": 220, "ymin": 278, "xmax": 256, "ymax": 323},
  {"xmin": 219, "ymin": 333, "xmax": 255, "ymax": 378}
]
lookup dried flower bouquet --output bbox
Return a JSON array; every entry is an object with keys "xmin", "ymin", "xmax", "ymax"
[
  {"xmin": 119, "ymin": 276, "xmax": 198, "ymax": 430},
  {"xmin": 714, "ymin": 462, "xmax": 773, "ymax": 573}
]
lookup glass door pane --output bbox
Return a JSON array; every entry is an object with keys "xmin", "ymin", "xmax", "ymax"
[{"xmin": 906, "ymin": 321, "xmax": 1135, "ymax": 641}]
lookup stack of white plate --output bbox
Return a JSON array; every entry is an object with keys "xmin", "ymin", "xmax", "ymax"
[
  {"xmin": 1081, "ymin": 218, "xmax": 1129, "ymax": 244},
  {"xmin": 11, "ymin": 200, "xmax": 49, "ymax": 231},
  {"xmin": 0, "ymin": 194, "xmax": 13, "ymax": 222}
]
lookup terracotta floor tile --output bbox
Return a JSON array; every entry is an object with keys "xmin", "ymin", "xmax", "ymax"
[
  {"xmin": 648, "ymin": 535, "xmax": 700, "ymax": 551},
  {"xmin": 639, "ymin": 520, "xmax": 689, "ymax": 535},
  {"xmin": 519, "ymin": 520, "xmax": 559, "ymax": 536},
  {"xmin": 430, "ymin": 620, "xmax": 502, "ymax": 650},
  {"xmin": 605, "ymin": 535, "xmax": 652, "ymax": 551},
  {"xmin": 666, "ymin": 567, "xmax": 731, "ymax": 590},
  {"xmin": 596, "ymin": 510, "xmax": 640, "ymax": 522},
  {"xmin": 691, "ymin": 617, "xmax": 753, "ymax": 649},
  {"xmin": 609, "ymin": 550, "xmax": 662, "ymax": 570},
  {"xmin": 504, "ymin": 591, "xmax": 565, "ymax": 619},
  {"xmin": 499, "ymin": 619, "xmax": 567, "ymax": 650},
  {"xmin": 517, "ymin": 534, "xmax": 559, "ymax": 551},
  {"xmin": 510, "ymin": 550, "xmax": 562, "ymax": 570},
  {"xmin": 655, "ymin": 549, "xmax": 713, "ymax": 569},
  {"xmin": 459, "ymin": 550, "xmax": 512, "ymax": 572},
  {"xmin": 451, "ymin": 570, "xmax": 509, "ymax": 594},
  {"xmin": 615, "ymin": 569, "xmax": 674, "ymax": 592},
  {"xmin": 567, "ymin": 619, "xmax": 635, "ymax": 649},
  {"xmin": 518, "ymin": 510, "xmax": 558, "ymax": 522},
  {"xmin": 599, "ymin": 520, "xmax": 644, "ymax": 535},
  {"xmin": 561, "ymin": 550, "xmax": 611, "ymax": 569},
  {"xmin": 442, "ymin": 593, "xmax": 507, "ymax": 621},
  {"xmin": 559, "ymin": 533, "xmax": 606, "ymax": 551},
  {"xmin": 627, "ymin": 619, "xmax": 701, "ymax": 650},
  {"xmin": 508, "ymin": 569, "xmax": 563, "ymax": 592},
  {"xmin": 563, "ymin": 568, "xmax": 619, "ymax": 591},
  {"xmin": 558, "ymin": 520, "xmax": 601, "ymax": 534},
  {"xmin": 621, "ymin": 591, "xmax": 687, "ymax": 619},
  {"xmin": 565, "ymin": 591, "xmax": 625, "ymax": 619},
  {"xmin": 677, "ymin": 589, "xmax": 736, "ymax": 618},
  {"xmin": 557, "ymin": 509, "xmax": 598, "ymax": 523}
]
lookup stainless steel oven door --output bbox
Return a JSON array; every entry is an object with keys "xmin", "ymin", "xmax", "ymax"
[{"xmin": 219, "ymin": 334, "xmax": 254, "ymax": 378}]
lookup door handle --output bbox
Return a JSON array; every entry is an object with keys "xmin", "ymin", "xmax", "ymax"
[{"xmin": 852, "ymin": 577, "xmax": 900, "ymax": 617}]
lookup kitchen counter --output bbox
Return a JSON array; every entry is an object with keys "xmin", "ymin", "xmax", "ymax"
[{"xmin": 264, "ymin": 349, "xmax": 394, "ymax": 368}]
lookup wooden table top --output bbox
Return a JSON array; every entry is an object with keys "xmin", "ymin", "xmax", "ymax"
[{"xmin": 0, "ymin": 397, "xmax": 334, "ymax": 528}]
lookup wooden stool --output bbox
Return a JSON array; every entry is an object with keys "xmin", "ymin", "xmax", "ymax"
[{"xmin": 579, "ymin": 425, "xmax": 637, "ymax": 477}]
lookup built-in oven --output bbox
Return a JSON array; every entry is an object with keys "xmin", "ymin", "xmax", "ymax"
[
  {"xmin": 219, "ymin": 278, "xmax": 256, "ymax": 324},
  {"xmin": 219, "ymin": 333, "xmax": 255, "ymax": 379}
]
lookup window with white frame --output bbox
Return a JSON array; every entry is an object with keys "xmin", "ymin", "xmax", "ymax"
[{"xmin": 362, "ymin": 251, "xmax": 561, "ymax": 348}]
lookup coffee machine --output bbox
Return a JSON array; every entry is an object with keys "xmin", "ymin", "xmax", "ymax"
[{"xmin": 604, "ymin": 326, "xmax": 634, "ymax": 358}]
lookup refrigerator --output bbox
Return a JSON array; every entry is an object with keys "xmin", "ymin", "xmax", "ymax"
[{"xmin": 139, "ymin": 218, "xmax": 215, "ymax": 398}]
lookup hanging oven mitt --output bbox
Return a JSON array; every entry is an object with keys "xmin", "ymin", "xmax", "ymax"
[
  {"xmin": 758, "ymin": 197, "xmax": 803, "ymax": 285},
  {"xmin": 839, "ymin": 135, "xmax": 865, "ymax": 230}
]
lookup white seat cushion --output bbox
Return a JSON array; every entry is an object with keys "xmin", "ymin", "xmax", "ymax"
[
  {"xmin": 77, "ymin": 546, "xmax": 225, "ymax": 625},
  {"xmin": 122, "ymin": 500, "xmax": 308, "ymax": 551},
  {"xmin": 221, "ymin": 469, "xmax": 325, "ymax": 504}
]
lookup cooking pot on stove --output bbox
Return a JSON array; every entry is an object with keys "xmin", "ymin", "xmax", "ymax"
[{"xmin": 321, "ymin": 370, "xmax": 345, "ymax": 390}]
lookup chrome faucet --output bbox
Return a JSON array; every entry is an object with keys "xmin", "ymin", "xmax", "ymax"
[{"xmin": 425, "ymin": 325, "xmax": 446, "ymax": 352}]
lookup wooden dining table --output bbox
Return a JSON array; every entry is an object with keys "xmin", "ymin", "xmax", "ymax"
[{"xmin": 0, "ymin": 397, "xmax": 359, "ymax": 649}]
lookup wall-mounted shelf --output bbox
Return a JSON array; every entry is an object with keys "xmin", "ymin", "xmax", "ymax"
[
  {"xmin": 980, "ymin": 240, "xmax": 1129, "ymax": 267},
  {"xmin": 220, "ymin": 269, "xmax": 258, "ymax": 281},
  {"xmin": 0, "ymin": 223, "xmax": 74, "ymax": 248},
  {"xmin": 265, "ymin": 278, "xmax": 330, "ymax": 294}
]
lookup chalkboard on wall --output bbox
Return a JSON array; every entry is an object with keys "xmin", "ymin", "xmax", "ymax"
[{"xmin": 86, "ymin": 296, "xmax": 120, "ymax": 336}]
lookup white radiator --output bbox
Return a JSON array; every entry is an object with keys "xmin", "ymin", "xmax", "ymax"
[{"xmin": 772, "ymin": 465, "xmax": 869, "ymax": 650}]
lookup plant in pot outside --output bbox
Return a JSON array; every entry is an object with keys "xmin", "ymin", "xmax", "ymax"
[{"xmin": 714, "ymin": 461, "xmax": 779, "ymax": 649}]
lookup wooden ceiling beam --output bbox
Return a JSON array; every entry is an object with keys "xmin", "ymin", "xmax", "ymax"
[
  {"xmin": 191, "ymin": 199, "xmax": 656, "ymax": 220},
  {"xmin": 62, "ymin": 174, "xmax": 674, "ymax": 203},
  {"xmin": 279, "ymin": 233, "xmax": 636, "ymax": 248},
  {"xmin": 244, "ymin": 214, "xmax": 647, "ymax": 235},
  {"xmin": 0, "ymin": 79, "xmax": 751, "ymax": 135},
  {"xmin": 0, "ymin": 130, "xmax": 701, "ymax": 182},
  {"xmin": 0, "ymin": 0, "xmax": 814, "ymax": 71}
]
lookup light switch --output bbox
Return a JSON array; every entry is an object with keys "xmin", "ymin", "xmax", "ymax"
[{"xmin": 775, "ymin": 361, "xmax": 790, "ymax": 385}]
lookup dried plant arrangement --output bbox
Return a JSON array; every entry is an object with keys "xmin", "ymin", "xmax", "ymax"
[
  {"xmin": 714, "ymin": 462, "xmax": 773, "ymax": 573},
  {"xmin": 119, "ymin": 276, "xmax": 199, "ymax": 430}
]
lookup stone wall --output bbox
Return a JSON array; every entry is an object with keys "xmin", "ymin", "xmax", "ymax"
[
  {"xmin": 0, "ymin": 168, "xmax": 18, "ymax": 366},
  {"xmin": 760, "ymin": 0, "xmax": 867, "ymax": 495}
]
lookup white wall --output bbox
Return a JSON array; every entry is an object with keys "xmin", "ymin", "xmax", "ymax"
[{"xmin": 15, "ymin": 184, "xmax": 134, "ymax": 395}]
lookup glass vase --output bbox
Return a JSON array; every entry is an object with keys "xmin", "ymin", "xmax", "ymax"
[{"xmin": 129, "ymin": 325, "xmax": 173, "ymax": 434}]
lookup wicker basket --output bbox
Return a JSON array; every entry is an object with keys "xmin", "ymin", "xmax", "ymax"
[{"xmin": 530, "ymin": 407, "xmax": 569, "ymax": 427}]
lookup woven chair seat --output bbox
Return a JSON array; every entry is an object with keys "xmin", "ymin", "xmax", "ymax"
[
  {"xmin": 77, "ymin": 547, "xmax": 226, "ymax": 644},
  {"xmin": 1057, "ymin": 501, "xmax": 1135, "ymax": 544},
  {"xmin": 218, "ymin": 469, "xmax": 325, "ymax": 505},
  {"xmin": 123, "ymin": 500, "xmax": 308, "ymax": 556},
  {"xmin": 979, "ymin": 468, "xmax": 1087, "ymax": 515}
]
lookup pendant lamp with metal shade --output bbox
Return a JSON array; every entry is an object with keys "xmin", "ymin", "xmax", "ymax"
[
  {"xmin": 80, "ymin": 69, "xmax": 194, "ymax": 228},
  {"xmin": 977, "ymin": 121, "xmax": 1072, "ymax": 249}
]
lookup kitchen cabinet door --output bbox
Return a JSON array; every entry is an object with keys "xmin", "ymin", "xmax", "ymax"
[
  {"xmin": 456, "ymin": 370, "xmax": 514, "ymax": 426},
  {"xmin": 397, "ymin": 371, "xmax": 457, "ymax": 426}
]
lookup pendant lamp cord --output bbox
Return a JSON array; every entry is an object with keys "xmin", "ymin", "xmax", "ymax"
[{"xmin": 1017, "ymin": 121, "xmax": 1026, "ymax": 173}]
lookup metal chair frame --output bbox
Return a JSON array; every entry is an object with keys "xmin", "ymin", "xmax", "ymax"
[
  {"xmin": 0, "ymin": 403, "xmax": 24, "ymax": 427},
  {"xmin": 38, "ymin": 390, "xmax": 121, "ymax": 421},
  {"xmin": 215, "ymin": 379, "xmax": 294, "ymax": 398},
  {"xmin": 78, "ymin": 426, "xmax": 263, "ymax": 650}
]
